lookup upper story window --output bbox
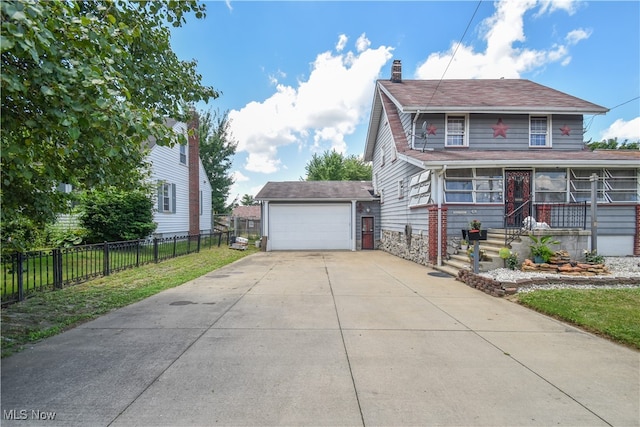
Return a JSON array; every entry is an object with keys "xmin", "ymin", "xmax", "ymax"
[
  {"xmin": 530, "ymin": 115, "xmax": 551, "ymax": 147},
  {"xmin": 179, "ymin": 144, "xmax": 187, "ymax": 164},
  {"xmin": 445, "ymin": 114, "xmax": 468, "ymax": 147}
]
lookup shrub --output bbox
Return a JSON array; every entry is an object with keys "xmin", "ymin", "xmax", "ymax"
[{"xmin": 79, "ymin": 187, "xmax": 157, "ymax": 243}]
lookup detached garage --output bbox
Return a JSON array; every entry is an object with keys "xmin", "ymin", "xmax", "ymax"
[{"xmin": 256, "ymin": 181, "xmax": 380, "ymax": 251}]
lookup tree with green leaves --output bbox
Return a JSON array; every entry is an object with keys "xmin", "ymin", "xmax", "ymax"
[
  {"xmin": 304, "ymin": 150, "xmax": 372, "ymax": 181},
  {"xmin": 1, "ymin": 0, "xmax": 217, "ymax": 229},
  {"xmin": 586, "ymin": 137, "xmax": 639, "ymax": 151},
  {"xmin": 241, "ymin": 194, "xmax": 257, "ymax": 206},
  {"xmin": 197, "ymin": 109, "xmax": 238, "ymax": 214}
]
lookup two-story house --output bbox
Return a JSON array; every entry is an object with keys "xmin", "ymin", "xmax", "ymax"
[
  {"xmin": 147, "ymin": 118, "xmax": 212, "ymax": 237},
  {"xmin": 364, "ymin": 60, "xmax": 639, "ymax": 267}
]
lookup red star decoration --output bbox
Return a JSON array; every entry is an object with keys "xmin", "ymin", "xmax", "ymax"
[
  {"xmin": 560, "ymin": 125, "xmax": 571, "ymax": 136},
  {"xmin": 492, "ymin": 118, "xmax": 509, "ymax": 138},
  {"xmin": 426, "ymin": 124, "xmax": 438, "ymax": 135}
]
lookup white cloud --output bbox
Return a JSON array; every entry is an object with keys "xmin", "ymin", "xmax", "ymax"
[
  {"xmin": 601, "ymin": 117, "xmax": 640, "ymax": 142},
  {"xmin": 415, "ymin": 0, "xmax": 587, "ymax": 79},
  {"xmin": 336, "ymin": 34, "xmax": 348, "ymax": 52},
  {"xmin": 232, "ymin": 171, "xmax": 249, "ymax": 182},
  {"xmin": 536, "ymin": 0, "xmax": 578, "ymax": 16},
  {"xmin": 229, "ymin": 34, "xmax": 393, "ymax": 174},
  {"xmin": 356, "ymin": 33, "xmax": 371, "ymax": 53},
  {"xmin": 566, "ymin": 28, "xmax": 591, "ymax": 45}
]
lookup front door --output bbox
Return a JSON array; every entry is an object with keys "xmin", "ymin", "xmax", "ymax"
[
  {"xmin": 361, "ymin": 217, "xmax": 374, "ymax": 250},
  {"xmin": 505, "ymin": 170, "xmax": 532, "ymax": 226}
]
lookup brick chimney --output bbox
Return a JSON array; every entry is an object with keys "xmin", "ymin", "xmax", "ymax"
[
  {"xmin": 391, "ymin": 59, "xmax": 402, "ymax": 83},
  {"xmin": 188, "ymin": 111, "xmax": 200, "ymax": 236}
]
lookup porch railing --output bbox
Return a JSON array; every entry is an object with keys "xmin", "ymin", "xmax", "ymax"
[
  {"xmin": 1, "ymin": 231, "xmax": 232, "ymax": 306},
  {"xmin": 504, "ymin": 201, "xmax": 588, "ymax": 245}
]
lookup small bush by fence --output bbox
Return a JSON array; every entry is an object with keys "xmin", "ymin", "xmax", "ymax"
[{"xmin": 1, "ymin": 232, "xmax": 231, "ymax": 306}]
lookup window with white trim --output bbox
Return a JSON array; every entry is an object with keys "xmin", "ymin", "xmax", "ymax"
[
  {"xmin": 446, "ymin": 114, "xmax": 467, "ymax": 147},
  {"xmin": 530, "ymin": 115, "xmax": 551, "ymax": 147},
  {"xmin": 535, "ymin": 169, "xmax": 567, "ymax": 202},
  {"xmin": 570, "ymin": 169, "xmax": 638, "ymax": 203},
  {"xmin": 158, "ymin": 182, "xmax": 176, "ymax": 213},
  {"xmin": 179, "ymin": 144, "xmax": 187, "ymax": 164},
  {"xmin": 444, "ymin": 168, "xmax": 504, "ymax": 203},
  {"xmin": 475, "ymin": 168, "xmax": 504, "ymax": 203},
  {"xmin": 408, "ymin": 170, "xmax": 432, "ymax": 207}
]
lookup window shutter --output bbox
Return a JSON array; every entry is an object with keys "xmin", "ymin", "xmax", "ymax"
[{"xmin": 171, "ymin": 183, "xmax": 177, "ymax": 213}]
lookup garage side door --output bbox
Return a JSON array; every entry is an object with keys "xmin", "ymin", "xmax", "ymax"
[{"xmin": 269, "ymin": 204, "xmax": 351, "ymax": 250}]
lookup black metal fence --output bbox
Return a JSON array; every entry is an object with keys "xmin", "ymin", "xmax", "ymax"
[
  {"xmin": 1, "ymin": 232, "xmax": 231, "ymax": 306},
  {"xmin": 504, "ymin": 201, "xmax": 588, "ymax": 245}
]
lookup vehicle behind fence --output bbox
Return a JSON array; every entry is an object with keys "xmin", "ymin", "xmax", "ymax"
[{"xmin": 1, "ymin": 232, "xmax": 231, "ymax": 306}]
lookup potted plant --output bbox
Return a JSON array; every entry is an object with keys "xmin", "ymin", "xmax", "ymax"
[
  {"xmin": 467, "ymin": 219, "xmax": 487, "ymax": 241},
  {"xmin": 528, "ymin": 234, "xmax": 560, "ymax": 264},
  {"xmin": 460, "ymin": 239, "xmax": 468, "ymax": 251}
]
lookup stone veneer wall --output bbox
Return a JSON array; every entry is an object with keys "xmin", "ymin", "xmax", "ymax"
[
  {"xmin": 457, "ymin": 269, "xmax": 640, "ymax": 298},
  {"xmin": 380, "ymin": 230, "xmax": 430, "ymax": 266}
]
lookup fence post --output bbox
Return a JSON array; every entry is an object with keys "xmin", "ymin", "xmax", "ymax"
[
  {"xmin": 53, "ymin": 248, "xmax": 63, "ymax": 289},
  {"xmin": 16, "ymin": 252, "xmax": 24, "ymax": 302},
  {"xmin": 136, "ymin": 240, "xmax": 140, "ymax": 267},
  {"xmin": 217, "ymin": 232, "xmax": 222, "ymax": 247},
  {"xmin": 197, "ymin": 234, "xmax": 201, "ymax": 252},
  {"xmin": 153, "ymin": 238, "xmax": 159, "ymax": 263},
  {"xmin": 173, "ymin": 235, "xmax": 177, "ymax": 258},
  {"xmin": 103, "ymin": 242, "xmax": 110, "ymax": 276}
]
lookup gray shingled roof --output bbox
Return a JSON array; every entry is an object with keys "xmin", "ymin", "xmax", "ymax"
[
  {"xmin": 364, "ymin": 79, "xmax": 639, "ymax": 166},
  {"xmin": 378, "ymin": 79, "xmax": 608, "ymax": 113},
  {"xmin": 255, "ymin": 181, "xmax": 376, "ymax": 201}
]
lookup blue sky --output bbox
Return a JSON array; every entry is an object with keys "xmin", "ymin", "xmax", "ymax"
[{"xmin": 170, "ymin": 0, "xmax": 640, "ymax": 203}]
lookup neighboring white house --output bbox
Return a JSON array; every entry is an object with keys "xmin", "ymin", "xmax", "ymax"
[{"xmin": 147, "ymin": 119, "xmax": 212, "ymax": 237}]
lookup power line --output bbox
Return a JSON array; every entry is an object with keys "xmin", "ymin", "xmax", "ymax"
[
  {"xmin": 608, "ymin": 96, "xmax": 639, "ymax": 111},
  {"xmin": 424, "ymin": 0, "xmax": 483, "ymax": 109},
  {"xmin": 584, "ymin": 96, "xmax": 639, "ymax": 134}
]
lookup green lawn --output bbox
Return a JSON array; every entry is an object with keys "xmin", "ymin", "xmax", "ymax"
[
  {"xmin": 517, "ymin": 288, "xmax": 640, "ymax": 350},
  {"xmin": 1, "ymin": 245, "xmax": 258, "ymax": 358},
  {"xmin": 1, "ymin": 236, "xmax": 224, "ymax": 301}
]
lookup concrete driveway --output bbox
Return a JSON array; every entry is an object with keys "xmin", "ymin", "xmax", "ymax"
[{"xmin": 1, "ymin": 251, "xmax": 638, "ymax": 426}]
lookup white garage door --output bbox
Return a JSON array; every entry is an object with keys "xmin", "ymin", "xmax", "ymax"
[{"xmin": 269, "ymin": 204, "xmax": 352, "ymax": 250}]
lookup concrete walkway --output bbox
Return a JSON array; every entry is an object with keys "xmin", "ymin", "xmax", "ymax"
[{"xmin": 1, "ymin": 251, "xmax": 638, "ymax": 426}]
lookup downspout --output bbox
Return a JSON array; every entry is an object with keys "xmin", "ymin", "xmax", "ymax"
[
  {"xmin": 411, "ymin": 110, "xmax": 421, "ymax": 150},
  {"xmin": 351, "ymin": 200, "xmax": 357, "ymax": 251},
  {"xmin": 436, "ymin": 165, "xmax": 447, "ymax": 266},
  {"xmin": 263, "ymin": 201, "xmax": 269, "ymax": 251}
]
